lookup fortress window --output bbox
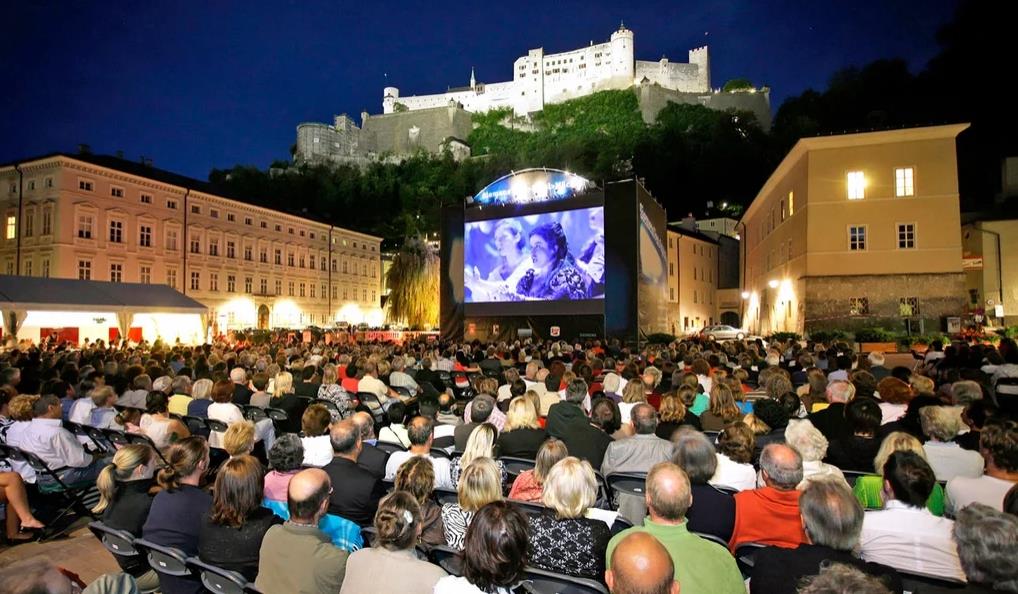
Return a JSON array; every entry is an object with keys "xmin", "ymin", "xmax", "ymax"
[
  {"xmin": 210, "ymin": 209, "xmax": 219, "ymax": 218},
  {"xmin": 245, "ymin": 217, "xmax": 253, "ymax": 225},
  {"xmin": 191, "ymin": 205, "xmax": 200, "ymax": 214},
  {"xmin": 140, "ymin": 194, "xmax": 152, "ymax": 204},
  {"xmin": 167, "ymin": 200, "xmax": 177, "ymax": 209},
  {"xmin": 227, "ymin": 213, "xmax": 236, "ymax": 222}
]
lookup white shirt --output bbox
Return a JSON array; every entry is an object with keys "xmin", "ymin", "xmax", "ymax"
[
  {"xmin": 858, "ymin": 500, "xmax": 965, "ymax": 582},
  {"xmin": 301, "ymin": 435, "xmax": 334, "ymax": 467},
  {"xmin": 923, "ymin": 441, "xmax": 984, "ymax": 482},
  {"xmin": 3, "ymin": 421, "xmax": 37, "ymax": 482},
  {"xmin": 799, "ymin": 459, "xmax": 849, "ymax": 489},
  {"xmin": 357, "ymin": 375, "xmax": 388, "ymax": 398},
  {"xmin": 946, "ymin": 474, "xmax": 1016, "ymax": 514},
  {"xmin": 522, "ymin": 379, "xmax": 547, "ymax": 395},
  {"xmin": 710, "ymin": 453, "xmax": 757, "ymax": 491},
  {"xmin": 207, "ymin": 402, "xmax": 245, "ymax": 449},
  {"xmin": 496, "ymin": 384, "xmax": 513, "ymax": 402},
  {"xmin": 434, "ymin": 576, "xmax": 513, "ymax": 594},
  {"xmin": 22, "ymin": 418, "xmax": 91, "ymax": 470},
  {"xmin": 384, "ymin": 451, "xmax": 453, "ymax": 489},
  {"xmin": 878, "ymin": 402, "xmax": 907, "ymax": 425},
  {"xmin": 388, "ymin": 371, "xmax": 419, "ymax": 392},
  {"xmin": 68, "ymin": 398, "xmax": 96, "ymax": 425},
  {"xmin": 378, "ymin": 424, "xmax": 411, "ymax": 448}
]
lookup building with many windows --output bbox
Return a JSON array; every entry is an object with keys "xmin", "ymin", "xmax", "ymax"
[
  {"xmin": 739, "ymin": 124, "xmax": 969, "ymax": 335},
  {"xmin": 666, "ymin": 222, "xmax": 719, "ymax": 336},
  {"xmin": 1, "ymin": 152, "xmax": 383, "ymax": 337}
]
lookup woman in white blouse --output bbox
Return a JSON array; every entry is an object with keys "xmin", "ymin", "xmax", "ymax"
[
  {"xmin": 785, "ymin": 419, "xmax": 848, "ymax": 489},
  {"xmin": 710, "ymin": 422, "xmax": 757, "ymax": 491},
  {"xmin": 207, "ymin": 379, "xmax": 275, "ymax": 451}
]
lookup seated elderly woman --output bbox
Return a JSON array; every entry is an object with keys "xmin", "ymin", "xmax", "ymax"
[
  {"xmin": 207, "ymin": 379, "xmax": 276, "ymax": 452},
  {"xmin": 442, "ymin": 457, "xmax": 503, "ymax": 550},
  {"xmin": 784, "ymin": 419, "xmax": 848, "ymax": 488},
  {"xmin": 451, "ymin": 424, "xmax": 508, "ymax": 488},
  {"xmin": 919, "ymin": 405, "xmax": 985, "ymax": 482},
  {"xmin": 395, "ymin": 456, "xmax": 446, "ymax": 548},
  {"xmin": 672, "ymin": 428, "xmax": 735, "ymax": 543},
  {"xmin": 852, "ymin": 431, "xmax": 947, "ymax": 516},
  {"xmin": 710, "ymin": 422, "xmax": 757, "ymax": 492},
  {"xmin": 876, "ymin": 376, "xmax": 914, "ymax": 425},
  {"xmin": 527, "ymin": 456, "xmax": 612, "ymax": 581},
  {"xmin": 340, "ymin": 491, "xmax": 448, "ymax": 594},
  {"xmin": 263, "ymin": 434, "xmax": 304, "ymax": 506},
  {"xmin": 300, "ymin": 404, "xmax": 334, "ymax": 467},
  {"xmin": 186, "ymin": 378, "xmax": 214, "ymax": 417},
  {"xmin": 509, "ymin": 438, "xmax": 569, "ymax": 502}
]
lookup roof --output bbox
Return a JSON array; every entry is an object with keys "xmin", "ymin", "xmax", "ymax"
[
  {"xmin": 739, "ymin": 123, "xmax": 970, "ymax": 224},
  {"xmin": 666, "ymin": 222, "xmax": 719, "ymax": 244},
  {"xmin": 0, "ymin": 276, "xmax": 207, "ymax": 314},
  {"xmin": 0, "ymin": 152, "xmax": 383, "ymax": 241}
]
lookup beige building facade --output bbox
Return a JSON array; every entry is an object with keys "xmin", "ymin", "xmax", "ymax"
[
  {"xmin": 962, "ymin": 218, "xmax": 1018, "ymax": 326},
  {"xmin": 666, "ymin": 226, "xmax": 718, "ymax": 335},
  {"xmin": 1, "ymin": 153, "xmax": 383, "ymax": 338},
  {"xmin": 739, "ymin": 124, "xmax": 970, "ymax": 335}
]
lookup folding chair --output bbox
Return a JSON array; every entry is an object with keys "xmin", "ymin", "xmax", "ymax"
[
  {"xmin": 124, "ymin": 432, "xmax": 170, "ymax": 465},
  {"xmin": 314, "ymin": 399, "xmax": 341, "ymax": 417},
  {"xmin": 242, "ymin": 405, "xmax": 267, "ymax": 423},
  {"xmin": 509, "ymin": 499, "xmax": 547, "ymax": 518},
  {"xmin": 374, "ymin": 441, "xmax": 406, "ymax": 456},
  {"xmin": 360, "ymin": 526, "xmax": 378, "ymax": 547},
  {"xmin": 66, "ymin": 422, "xmax": 115, "ymax": 455},
  {"xmin": 102, "ymin": 428, "xmax": 132, "ymax": 449},
  {"xmin": 734, "ymin": 542, "xmax": 767, "ymax": 576},
  {"xmin": 434, "ymin": 487, "xmax": 459, "ymax": 505},
  {"xmin": 134, "ymin": 538, "xmax": 192, "ymax": 577},
  {"xmin": 356, "ymin": 392, "xmax": 386, "ymax": 425},
  {"xmin": 0, "ymin": 444, "xmax": 96, "ymax": 538},
  {"xmin": 521, "ymin": 566, "xmax": 610, "ymax": 594},
  {"xmin": 605, "ymin": 472, "xmax": 647, "ymax": 507},
  {"xmin": 264, "ymin": 408, "xmax": 289, "ymax": 432},
  {"xmin": 429, "ymin": 448, "xmax": 452, "ymax": 459},
  {"xmin": 393, "ymin": 386, "xmax": 413, "ymax": 399},
  {"xmin": 207, "ymin": 418, "xmax": 229, "ymax": 433},
  {"xmin": 499, "ymin": 456, "xmax": 536, "ymax": 481},
  {"xmin": 88, "ymin": 521, "xmax": 160, "ymax": 594},
  {"xmin": 182, "ymin": 415, "xmax": 211, "ymax": 436},
  {"xmin": 692, "ymin": 531, "xmax": 730, "ymax": 549},
  {"xmin": 427, "ymin": 544, "xmax": 463, "ymax": 576},
  {"xmin": 186, "ymin": 557, "xmax": 251, "ymax": 594}
]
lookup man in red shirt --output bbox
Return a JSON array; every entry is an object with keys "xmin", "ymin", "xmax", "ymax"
[{"xmin": 729, "ymin": 443, "xmax": 806, "ymax": 551}]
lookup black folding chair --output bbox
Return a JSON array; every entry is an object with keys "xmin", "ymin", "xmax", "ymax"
[
  {"xmin": 356, "ymin": 392, "xmax": 386, "ymax": 424},
  {"xmin": 0, "ymin": 444, "xmax": 97, "ymax": 537},
  {"xmin": 207, "ymin": 418, "xmax": 229, "ymax": 433},
  {"xmin": 124, "ymin": 432, "xmax": 170, "ymax": 465},
  {"xmin": 393, "ymin": 386, "xmax": 413, "ymax": 399},
  {"xmin": 314, "ymin": 399, "xmax": 341, "ymax": 417},
  {"xmin": 509, "ymin": 499, "xmax": 547, "ymax": 518},
  {"xmin": 264, "ymin": 408, "xmax": 289, "ymax": 432},
  {"xmin": 374, "ymin": 441, "xmax": 406, "ymax": 456},
  {"xmin": 434, "ymin": 487, "xmax": 459, "ymax": 505},
  {"xmin": 522, "ymin": 566, "xmax": 610, "ymax": 594},
  {"xmin": 102, "ymin": 427, "xmax": 132, "ymax": 449},
  {"xmin": 360, "ymin": 526, "xmax": 378, "ymax": 547},
  {"xmin": 182, "ymin": 415, "xmax": 211, "ymax": 436},
  {"xmin": 734, "ymin": 542, "xmax": 767, "ymax": 576},
  {"xmin": 242, "ymin": 405, "xmax": 267, "ymax": 423},
  {"xmin": 605, "ymin": 472, "xmax": 647, "ymax": 505},
  {"xmin": 692, "ymin": 530, "xmax": 730, "ymax": 549},
  {"xmin": 186, "ymin": 557, "xmax": 251, "ymax": 594},
  {"xmin": 499, "ymin": 456, "xmax": 536, "ymax": 481},
  {"xmin": 427, "ymin": 544, "xmax": 463, "ymax": 576},
  {"xmin": 134, "ymin": 538, "xmax": 194, "ymax": 592},
  {"xmin": 88, "ymin": 520, "xmax": 142, "ymax": 560},
  {"xmin": 65, "ymin": 421, "xmax": 114, "ymax": 455},
  {"xmin": 429, "ymin": 448, "xmax": 452, "ymax": 459}
]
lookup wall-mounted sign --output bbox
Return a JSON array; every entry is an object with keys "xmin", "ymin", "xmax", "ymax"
[{"xmin": 550, "ymin": 326, "xmax": 561, "ymax": 337}]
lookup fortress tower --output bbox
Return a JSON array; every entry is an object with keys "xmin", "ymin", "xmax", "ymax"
[{"xmin": 610, "ymin": 24, "xmax": 636, "ymax": 84}]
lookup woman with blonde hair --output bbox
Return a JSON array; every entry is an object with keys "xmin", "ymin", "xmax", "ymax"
[
  {"xmin": 316, "ymin": 364, "xmax": 350, "ymax": 420},
  {"xmin": 92, "ymin": 444, "xmax": 158, "ymax": 589},
  {"xmin": 222, "ymin": 421, "xmax": 256, "ymax": 457},
  {"xmin": 508, "ymin": 438, "xmax": 568, "ymax": 502},
  {"xmin": 272, "ymin": 371, "xmax": 293, "ymax": 397},
  {"xmin": 496, "ymin": 397, "xmax": 547, "ymax": 459},
  {"xmin": 852, "ymin": 431, "xmax": 947, "ymax": 515},
  {"xmin": 700, "ymin": 384, "xmax": 744, "ymax": 432},
  {"xmin": 441, "ymin": 457, "xmax": 503, "ymax": 550},
  {"xmin": 451, "ymin": 423, "xmax": 507, "ymax": 487},
  {"xmin": 527, "ymin": 457, "xmax": 611, "ymax": 580},
  {"xmin": 618, "ymin": 380, "xmax": 647, "ymax": 424}
]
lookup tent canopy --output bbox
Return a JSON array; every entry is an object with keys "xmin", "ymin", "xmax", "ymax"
[{"xmin": 0, "ymin": 276, "xmax": 207, "ymax": 314}]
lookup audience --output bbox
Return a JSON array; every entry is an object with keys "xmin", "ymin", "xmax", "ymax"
[
  {"xmin": 605, "ymin": 532, "xmax": 679, "ymax": 594},
  {"xmin": 920, "ymin": 404, "xmax": 985, "ymax": 481},
  {"xmin": 451, "ymin": 423, "xmax": 507, "ymax": 488},
  {"xmin": 442, "ymin": 457, "xmax": 503, "ymax": 550},
  {"xmin": 853, "ymin": 431, "xmax": 947, "ymax": 515},
  {"xmin": 434, "ymin": 501, "xmax": 530, "ymax": 594},
  {"xmin": 384, "ymin": 416, "xmax": 454, "ymax": 488},
  {"xmin": 340, "ymin": 491, "xmax": 448, "ymax": 594},
  {"xmin": 140, "ymin": 391, "xmax": 190, "ymax": 449},
  {"xmin": 350, "ymin": 411, "xmax": 387, "ymax": 479},
  {"xmin": 323, "ymin": 419, "xmax": 384, "ymax": 527},
  {"xmin": 826, "ymin": 398, "xmax": 882, "ymax": 472},
  {"xmin": 496, "ymin": 397, "xmax": 547, "ymax": 459},
  {"xmin": 454, "ymin": 395, "xmax": 496, "ymax": 451},
  {"xmin": 256, "ymin": 468, "xmax": 348, "ymax": 594},
  {"xmin": 858, "ymin": 451, "xmax": 965, "ymax": 581},
  {"xmin": 394, "ymin": 455, "xmax": 446, "ymax": 548},
  {"xmin": 378, "ymin": 401, "xmax": 410, "ymax": 447},
  {"xmin": 22, "ymin": 394, "xmax": 109, "ymax": 485},
  {"xmin": 946, "ymin": 418, "xmax": 1018, "ymax": 514},
  {"xmin": 263, "ymin": 433, "xmax": 304, "ymax": 505},
  {"xmin": 547, "ymin": 379, "xmax": 613, "ymax": 469},
  {"xmin": 729, "ymin": 443, "xmax": 806, "ymax": 551},
  {"xmin": 300, "ymin": 403, "xmax": 335, "ymax": 467},
  {"xmin": 198, "ymin": 455, "xmax": 282, "ymax": 581},
  {"xmin": 750, "ymin": 479, "xmax": 901, "ymax": 594},
  {"xmin": 602, "ymin": 402, "xmax": 675, "ymax": 523},
  {"xmin": 672, "ymin": 428, "xmax": 736, "ymax": 543},
  {"xmin": 808, "ymin": 379, "xmax": 855, "ymax": 442},
  {"xmin": 785, "ymin": 419, "xmax": 848, "ymax": 488},
  {"xmin": 711, "ymin": 422, "xmax": 758, "ymax": 491},
  {"xmin": 509, "ymin": 438, "xmax": 568, "ymax": 502},
  {"xmin": 700, "ymin": 384, "xmax": 744, "ymax": 432},
  {"xmin": 607, "ymin": 462, "xmax": 744, "ymax": 594},
  {"xmin": 527, "ymin": 457, "xmax": 611, "ymax": 580}
]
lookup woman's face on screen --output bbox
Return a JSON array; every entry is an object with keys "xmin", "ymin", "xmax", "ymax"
[
  {"xmin": 530, "ymin": 235, "xmax": 552, "ymax": 268},
  {"xmin": 494, "ymin": 225, "xmax": 519, "ymax": 256}
]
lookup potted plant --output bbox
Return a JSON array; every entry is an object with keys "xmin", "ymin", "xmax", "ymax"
[{"xmin": 854, "ymin": 327, "xmax": 898, "ymax": 353}]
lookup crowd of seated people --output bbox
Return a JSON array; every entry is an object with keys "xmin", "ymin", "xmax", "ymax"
[{"xmin": 0, "ymin": 332, "xmax": 1017, "ymax": 593}]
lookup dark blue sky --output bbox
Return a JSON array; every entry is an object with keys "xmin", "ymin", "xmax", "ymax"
[{"xmin": 2, "ymin": 0, "xmax": 959, "ymax": 179}]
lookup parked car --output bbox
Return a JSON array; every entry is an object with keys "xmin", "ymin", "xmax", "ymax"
[
  {"xmin": 699, "ymin": 324, "xmax": 746, "ymax": 341},
  {"xmin": 336, "ymin": 321, "xmax": 350, "ymax": 331}
]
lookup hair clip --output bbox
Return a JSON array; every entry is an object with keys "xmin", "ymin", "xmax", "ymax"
[{"xmin": 403, "ymin": 510, "xmax": 413, "ymax": 524}]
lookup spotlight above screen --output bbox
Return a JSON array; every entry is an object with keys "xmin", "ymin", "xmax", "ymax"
[{"xmin": 471, "ymin": 168, "xmax": 595, "ymax": 206}]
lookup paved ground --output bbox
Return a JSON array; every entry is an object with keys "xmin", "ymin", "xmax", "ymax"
[{"xmin": 0, "ymin": 519, "xmax": 120, "ymax": 584}]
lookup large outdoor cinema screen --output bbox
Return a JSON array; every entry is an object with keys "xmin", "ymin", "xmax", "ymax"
[{"xmin": 464, "ymin": 206, "xmax": 605, "ymax": 304}]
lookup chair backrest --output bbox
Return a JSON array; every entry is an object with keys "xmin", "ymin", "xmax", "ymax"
[
  {"xmin": 360, "ymin": 526, "xmax": 377, "ymax": 547},
  {"xmin": 427, "ymin": 545, "xmax": 463, "ymax": 577},
  {"xmin": 605, "ymin": 472, "xmax": 648, "ymax": 498},
  {"xmin": 393, "ymin": 386, "xmax": 413, "ymax": 398},
  {"xmin": 429, "ymin": 448, "xmax": 452, "ymax": 459},
  {"xmin": 314, "ymin": 399, "xmax": 341, "ymax": 416},
  {"xmin": 522, "ymin": 566, "xmax": 610, "ymax": 594},
  {"xmin": 434, "ymin": 487, "xmax": 459, "ymax": 506},
  {"xmin": 103, "ymin": 428, "xmax": 132, "ymax": 448},
  {"xmin": 499, "ymin": 456, "xmax": 536, "ymax": 479},
  {"xmin": 264, "ymin": 408, "xmax": 289, "ymax": 423},
  {"xmin": 134, "ymin": 538, "xmax": 192, "ymax": 577},
  {"xmin": 374, "ymin": 441, "xmax": 407, "ymax": 455},
  {"xmin": 182, "ymin": 416, "xmax": 210, "ymax": 435},
  {"xmin": 509, "ymin": 499, "xmax": 547, "ymax": 518},
  {"xmin": 692, "ymin": 530, "xmax": 730, "ymax": 549},
  {"xmin": 83, "ymin": 425, "xmax": 114, "ymax": 453},
  {"xmin": 734, "ymin": 542, "xmax": 767, "ymax": 574},
  {"xmin": 841, "ymin": 470, "xmax": 870, "ymax": 487},
  {"xmin": 88, "ymin": 521, "xmax": 141, "ymax": 557},
  {"xmin": 207, "ymin": 419, "xmax": 229, "ymax": 433},
  {"xmin": 186, "ymin": 557, "xmax": 250, "ymax": 594},
  {"xmin": 242, "ymin": 406, "xmax": 267, "ymax": 422},
  {"xmin": 710, "ymin": 484, "xmax": 739, "ymax": 497}
]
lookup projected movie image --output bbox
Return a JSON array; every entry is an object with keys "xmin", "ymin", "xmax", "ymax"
[{"xmin": 464, "ymin": 207, "xmax": 605, "ymax": 303}]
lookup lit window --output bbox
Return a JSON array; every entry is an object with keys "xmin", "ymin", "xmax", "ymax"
[
  {"xmin": 77, "ymin": 215, "xmax": 94, "ymax": 239},
  {"xmin": 788, "ymin": 191, "xmax": 794, "ymax": 216},
  {"xmin": 260, "ymin": 278, "xmax": 268, "ymax": 294},
  {"xmin": 245, "ymin": 277, "xmax": 252, "ymax": 293},
  {"xmin": 140, "ymin": 266, "xmax": 151, "ymax": 284},
  {"xmin": 899, "ymin": 297, "xmax": 920, "ymax": 317},
  {"xmin": 849, "ymin": 297, "xmax": 869, "ymax": 316},
  {"xmin": 5, "ymin": 215, "xmax": 15, "ymax": 239},
  {"xmin": 227, "ymin": 275, "xmax": 236, "ymax": 292},
  {"xmin": 166, "ymin": 229, "xmax": 178, "ymax": 250},
  {"xmin": 210, "ymin": 273, "xmax": 218, "ymax": 291},
  {"xmin": 849, "ymin": 225, "xmax": 866, "ymax": 251},
  {"xmin": 167, "ymin": 268, "xmax": 177, "ymax": 289},
  {"xmin": 897, "ymin": 223, "xmax": 916, "ymax": 249},
  {"xmin": 275, "ymin": 280, "xmax": 282, "ymax": 295},
  {"xmin": 847, "ymin": 171, "xmax": 865, "ymax": 200},
  {"xmin": 895, "ymin": 167, "xmax": 915, "ymax": 197}
]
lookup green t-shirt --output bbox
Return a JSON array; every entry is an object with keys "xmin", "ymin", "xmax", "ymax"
[
  {"xmin": 605, "ymin": 519, "xmax": 744, "ymax": 594},
  {"xmin": 852, "ymin": 474, "xmax": 945, "ymax": 516}
]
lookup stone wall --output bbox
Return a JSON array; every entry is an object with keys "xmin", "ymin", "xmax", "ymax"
[
  {"xmin": 361, "ymin": 105, "xmax": 473, "ymax": 156},
  {"xmin": 804, "ymin": 273, "xmax": 966, "ymax": 333},
  {"xmin": 636, "ymin": 84, "xmax": 772, "ymax": 130}
]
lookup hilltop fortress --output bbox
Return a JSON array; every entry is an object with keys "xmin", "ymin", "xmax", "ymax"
[{"xmin": 294, "ymin": 25, "xmax": 770, "ymax": 166}]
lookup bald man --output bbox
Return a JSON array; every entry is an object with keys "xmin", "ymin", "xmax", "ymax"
[
  {"xmin": 606, "ymin": 532, "xmax": 678, "ymax": 594},
  {"xmin": 350, "ymin": 411, "xmax": 387, "ymax": 479},
  {"xmin": 729, "ymin": 443, "xmax": 806, "ymax": 551},
  {"xmin": 607, "ymin": 462, "xmax": 744, "ymax": 594},
  {"xmin": 323, "ymin": 419, "xmax": 385, "ymax": 526},
  {"xmin": 256, "ymin": 469, "xmax": 348, "ymax": 594}
]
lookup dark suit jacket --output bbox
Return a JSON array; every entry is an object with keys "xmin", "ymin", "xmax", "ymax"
[
  {"xmin": 751, "ymin": 544, "xmax": 903, "ymax": 594},
  {"xmin": 546, "ymin": 403, "xmax": 613, "ymax": 469},
  {"xmin": 357, "ymin": 443, "xmax": 388, "ymax": 479},
  {"xmin": 825, "ymin": 435, "xmax": 881, "ymax": 472},
  {"xmin": 808, "ymin": 402, "xmax": 849, "ymax": 443},
  {"xmin": 323, "ymin": 456, "xmax": 385, "ymax": 527},
  {"xmin": 686, "ymin": 483, "xmax": 735, "ymax": 543},
  {"xmin": 295, "ymin": 381, "xmax": 321, "ymax": 399},
  {"xmin": 270, "ymin": 394, "xmax": 309, "ymax": 434},
  {"xmin": 454, "ymin": 422, "xmax": 481, "ymax": 452},
  {"xmin": 232, "ymin": 383, "xmax": 253, "ymax": 406},
  {"xmin": 415, "ymin": 369, "xmax": 445, "ymax": 393}
]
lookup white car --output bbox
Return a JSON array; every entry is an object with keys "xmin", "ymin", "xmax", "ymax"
[{"xmin": 699, "ymin": 324, "xmax": 747, "ymax": 341}]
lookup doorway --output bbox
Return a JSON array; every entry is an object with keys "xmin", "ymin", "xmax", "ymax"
[{"xmin": 257, "ymin": 305, "xmax": 270, "ymax": 330}]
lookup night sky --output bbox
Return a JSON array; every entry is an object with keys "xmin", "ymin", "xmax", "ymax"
[{"xmin": 2, "ymin": 0, "xmax": 960, "ymax": 179}]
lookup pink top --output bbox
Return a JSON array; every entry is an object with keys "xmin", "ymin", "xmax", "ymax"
[
  {"xmin": 508, "ymin": 469, "xmax": 543, "ymax": 503},
  {"xmin": 263, "ymin": 470, "xmax": 299, "ymax": 502}
]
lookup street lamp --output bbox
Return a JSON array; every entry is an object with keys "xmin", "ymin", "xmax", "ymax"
[{"xmin": 768, "ymin": 279, "xmax": 779, "ymax": 289}]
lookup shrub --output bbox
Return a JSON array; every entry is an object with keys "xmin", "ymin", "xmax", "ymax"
[
  {"xmin": 854, "ymin": 327, "xmax": 896, "ymax": 343},
  {"xmin": 645, "ymin": 333, "xmax": 677, "ymax": 345},
  {"xmin": 767, "ymin": 332, "xmax": 802, "ymax": 342},
  {"xmin": 809, "ymin": 330, "xmax": 849, "ymax": 344}
]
